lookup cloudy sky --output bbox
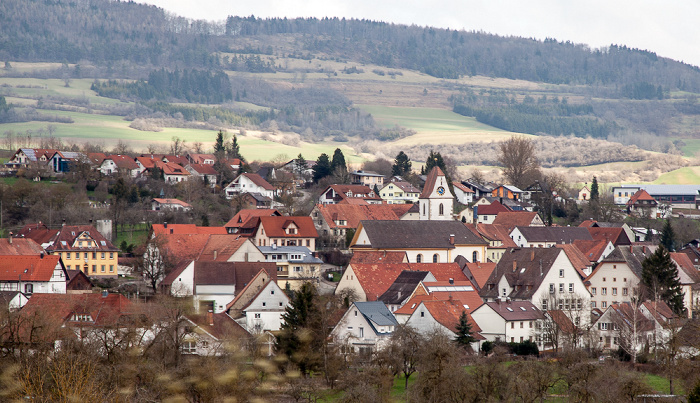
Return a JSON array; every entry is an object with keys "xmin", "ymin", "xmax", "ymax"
[{"xmin": 136, "ymin": 0, "xmax": 700, "ymax": 67}]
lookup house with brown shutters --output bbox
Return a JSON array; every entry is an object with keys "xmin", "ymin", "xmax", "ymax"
[
  {"xmin": 224, "ymin": 209, "xmax": 282, "ymax": 235},
  {"xmin": 350, "ymin": 220, "xmax": 488, "ymax": 264},
  {"xmin": 251, "ymin": 216, "xmax": 318, "ymax": 251}
]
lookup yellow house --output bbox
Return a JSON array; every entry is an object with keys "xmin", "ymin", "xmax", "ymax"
[
  {"xmin": 378, "ymin": 181, "xmax": 421, "ymax": 204},
  {"xmin": 45, "ymin": 225, "xmax": 120, "ymax": 277}
]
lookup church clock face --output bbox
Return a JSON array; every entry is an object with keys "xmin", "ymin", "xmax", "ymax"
[{"xmin": 437, "ymin": 186, "xmax": 445, "ymax": 195}]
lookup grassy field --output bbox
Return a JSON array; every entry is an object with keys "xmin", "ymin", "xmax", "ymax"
[
  {"xmin": 358, "ymin": 104, "xmax": 522, "ymax": 145},
  {"xmin": 653, "ymin": 166, "xmax": 700, "ymax": 184}
]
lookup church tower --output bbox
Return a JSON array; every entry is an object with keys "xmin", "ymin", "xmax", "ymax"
[{"xmin": 419, "ymin": 166, "xmax": 454, "ymax": 220}]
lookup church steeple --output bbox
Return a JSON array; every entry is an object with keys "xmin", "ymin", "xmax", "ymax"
[{"xmin": 419, "ymin": 167, "xmax": 453, "ymax": 220}]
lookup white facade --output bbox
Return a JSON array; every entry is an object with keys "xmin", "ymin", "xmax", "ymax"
[
  {"xmin": 419, "ymin": 173, "xmax": 454, "ymax": 221},
  {"xmin": 335, "ymin": 266, "xmax": 369, "ymax": 301},
  {"xmin": 243, "ymin": 281, "xmax": 290, "ymax": 332},
  {"xmin": 586, "ymin": 262, "xmax": 639, "ymax": 311},
  {"xmin": 225, "ymin": 175, "xmax": 275, "ymax": 199},
  {"xmin": 331, "ymin": 302, "xmax": 397, "ymax": 353},
  {"xmin": 195, "ymin": 284, "xmax": 237, "ymax": 314},
  {"xmin": 470, "ymin": 304, "xmax": 540, "ymax": 344},
  {"xmin": 405, "ymin": 302, "xmax": 454, "ymax": 337},
  {"xmin": 170, "ymin": 261, "xmax": 195, "ymax": 297}
]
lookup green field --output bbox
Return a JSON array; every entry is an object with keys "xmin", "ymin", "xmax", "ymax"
[
  {"xmin": 653, "ymin": 166, "xmax": 700, "ymax": 184},
  {"xmin": 359, "ymin": 104, "xmax": 523, "ymax": 145}
]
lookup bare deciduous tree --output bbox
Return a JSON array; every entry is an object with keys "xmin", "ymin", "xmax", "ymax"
[{"xmin": 497, "ymin": 136, "xmax": 541, "ymax": 189}]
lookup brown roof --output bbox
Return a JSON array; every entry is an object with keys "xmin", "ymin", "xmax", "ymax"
[
  {"xmin": 356, "ymin": 220, "xmax": 487, "ymax": 249},
  {"xmin": 419, "ymin": 166, "xmax": 445, "ymax": 199},
  {"xmin": 641, "ymin": 300, "xmax": 676, "ymax": 323},
  {"xmin": 135, "ymin": 156, "xmax": 157, "ymax": 169},
  {"xmin": 627, "ymin": 189, "xmax": 657, "ymax": 205},
  {"xmin": 671, "ymin": 252, "xmax": 700, "ymax": 284},
  {"xmin": 462, "ymin": 261, "xmax": 498, "ymax": 290},
  {"xmin": 452, "ymin": 181, "xmax": 474, "ymax": 193},
  {"xmin": 240, "ymin": 173, "xmax": 275, "ymax": 191},
  {"xmin": 158, "ymin": 234, "xmax": 212, "ymax": 264},
  {"xmin": 163, "ymin": 155, "xmax": 189, "ymax": 166},
  {"xmin": 186, "ymin": 312, "xmax": 251, "ymax": 340},
  {"xmin": 193, "ymin": 262, "xmax": 277, "ymax": 293},
  {"xmin": 22, "ymin": 293, "xmax": 136, "ymax": 327},
  {"xmin": 387, "ymin": 181, "xmax": 421, "ymax": 193},
  {"xmin": 225, "ymin": 269, "xmax": 271, "ymax": 312},
  {"xmin": 187, "ymin": 163, "xmax": 218, "ymax": 176},
  {"xmin": 259, "ymin": 216, "xmax": 318, "ymax": 238},
  {"xmin": 477, "ymin": 201, "xmax": 511, "ymax": 215},
  {"xmin": 152, "ymin": 224, "xmax": 227, "ymax": 236},
  {"xmin": 419, "ymin": 300, "xmax": 483, "ymax": 336},
  {"xmin": 152, "ymin": 198, "xmax": 192, "ymax": 208},
  {"xmin": 474, "ymin": 223, "xmax": 518, "ymax": 247},
  {"xmin": 87, "ymin": 153, "xmax": 106, "ymax": 165},
  {"xmin": 0, "ymin": 238, "xmax": 44, "ymax": 255},
  {"xmin": 578, "ymin": 220, "xmax": 598, "ymax": 228},
  {"xmin": 316, "ymin": 203, "xmax": 414, "ymax": 229},
  {"xmin": 105, "ymin": 154, "xmax": 139, "ymax": 170},
  {"xmin": 349, "ymin": 263, "xmax": 407, "ymax": 301},
  {"xmin": 572, "ymin": 239, "xmax": 610, "ymax": 263},
  {"xmin": 588, "ymin": 227, "xmax": 631, "ymax": 246},
  {"xmin": 547, "ymin": 310, "xmax": 576, "ymax": 334},
  {"xmin": 350, "ymin": 251, "xmax": 408, "ymax": 264},
  {"xmin": 44, "ymin": 225, "xmax": 119, "ymax": 252},
  {"xmin": 224, "ymin": 209, "xmax": 281, "ymax": 229},
  {"xmin": 0, "ymin": 255, "xmax": 62, "ymax": 281},
  {"xmin": 16, "ymin": 223, "xmax": 59, "ymax": 245},
  {"xmin": 155, "ymin": 161, "xmax": 190, "ymax": 176},
  {"xmin": 482, "ymin": 300, "xmax": 545, "ymax": 321},
  {"xmin": 187, "ymin": 153, "xmax": 216, "ymax": 164},
  {"xmin": 481, "ymin": 247, "xmax": 564, "ymax": 300},
  {"xmin": 492, "ymin": 211, "xmax": 541, "ymax": 232},
  {"xmin": 197, "ymin": 235, "xmax": 250, "ymax": 261}
]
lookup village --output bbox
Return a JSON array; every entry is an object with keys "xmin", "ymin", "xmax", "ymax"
[{"xmin": 1, "ymin": 137, "xmax": 700, "ymax": 401}]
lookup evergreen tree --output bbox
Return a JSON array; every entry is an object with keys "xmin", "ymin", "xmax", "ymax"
[
  {"xmin": 214, "ymin": 130, "xmax": 226, "ymax": 154},
  {"xmin": 228, "ymin": 134, "xmax": 244, "ymax": 162},
  {"xmin": 391, "ymin": 151, "xmax": 412, "ymax": 177},
  {"xmin": 295, "ymin": 153, "xmax": 307, "ymax": 176},
  {"xmin": 590, "ymin": 176, "xmax": 599, "ymax": 201},
  {"xmin": 660, "ymin": 219, "xmax": 676, "ymax": 251},
  {"xmin": 276, "ymin": 282, "xmax": 321, "ymax": 375},
  {"xmin": 454, "ymin": 311, "xmax": 477, "ymax": 350},
  {"xmin": 312, "ymin": 153, "xmax": 332, "ymax": 183},
  {"xmin": 330, "ymin": 148, "xmax": 347, "ymax": 173},
  {"xmin": 424, "ymin": 150, "xmax": 446, "ymax": 173},
  {"xmin": 641, "ymin": 246, "xmax": 685, "ymax": 315}
]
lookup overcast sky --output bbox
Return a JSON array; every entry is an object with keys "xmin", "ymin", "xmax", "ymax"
[{"xmin": 136, "ymin": 0, "xmax": 700, "ymax": 67}]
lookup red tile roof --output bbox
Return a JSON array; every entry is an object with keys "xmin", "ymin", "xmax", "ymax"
[
  {"xmin": 0, "ymin": 255, "xmax": 61, "ymax": 281},
  {"xmin": 224, "ymin": 209, "xmax": 281, "ymax": 229},
  {"xmin": 258, "ymin": 216, "xmax": 318, "ymax": 238},
  {"xmin": 187, "ymin": 163, "xmax": 219, "ymax": 176},
  {"xmin": 0, "ymin": 238, "xmax": 44, "ymax": 255},
  {"xmin": 628, "ymin": 189, "xmax": 656, "ymax": 205},
  {"xmin": 337, "ymin": 198, "xmax": 370, "ymax": 205},
  {"xmin": 16, "ymin": 223, "xmax": 58, "ymax": 245},
  {"xmin": 105, "ymin": 154, "xmax": 139, "ymax": 170},
  {"xmin": 316, "ymin": 203, "xmax": 413, "ymax": 229},
  {"xmin": 152, "ymin": 198, "xmax": 192, "ymax": 208},
  {"xmin": 588, "ymin": 227, "xmax": 630, "ymax": 245},
  {"xmin": 163, "ymin": 155, "xmax": 189, "ymax": 166},
  {"xmin": 158, "ymin": 234, "xmax": 212, "ymax": 264},
  {"xmin": 463, "ymin": 262, "xmax": 498, "ymax": 289},
  {"xmin": 394, "ymin": 294, "xmax": 437, "ymax": 316},
  {"xmin": 87, "ymin": 153, "xmax": 106, "ymax": 165},
  {"xmin": 152, "ymin": 224, "xmax": 227, "ymax": 236},
  {"xmin": 492, "ymin": 211, "xmax": 540, "ymax": 232},
  {"xmin": 350, "ymin": 251, "xmax": 408, "ymax": 264},
  {"xmin": 22, "ymin": 293, "xmax": 136, "ymax": 326},
  {"xmin": 419, "ymin": 166, "xmax": 445, "ymax": 198},
  {"xmin": 671, "ymin": 252, "xmax": 700, "ymax": 284},
  {"xmin": 187, "ymin": 154, "xmax": 216, "ymax": 164},
  {"xmin": 555, "ymin": 244, "xmax": 591, "ymax": 278},
  {"xmin": 423, "ymin": 281, "xmax": 484, "ymax": 313},
  {"xmin": 477, "ymin": 200, "xmax": 511, "ymax": 215},
  {"xmin": 474, "ymin": 223, "xmax": 518, "ymax": 247},
  {"xmin": 186, "ymin": 312, "xmax": 251, "ymax": 340},
  {"xmin": 44, "ymin": 225, "xmax": 118, "ymax": 253},
  {"xmin": 135, "ymin": 156, "xmax": 157, "ymax": 169},
  {"xmin": 578, "ymin": 220, "xmax": 598, "ymax": 228},
  {"xmin": 420, "ymin": 300, "xmax": 483, "ymax": 336},
  {"xmin": 452, "ymin": 181, "xmax": 474, "ymax": 193},
  {"xmin": 155, "ymin": 161, "xmax": 190, "ymax": 176},
  {"xmin": 572, "ymin": 239, "xmax": 609, "ymax": 263},
  {"xmin": 408, "ymin": 263, "xmax": 468, "ymax": 282},
  {"xmin": 197, "ymin": 235, "xmax": 250, "ymax": 261},
  {"xmin": 349, "ymin": 263, "xmax": 408, "ymax": 301}
]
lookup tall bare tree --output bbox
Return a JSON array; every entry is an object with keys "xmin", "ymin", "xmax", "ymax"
[{"xmin": 497, "ymin": 136, "xmax": 541, "ymax": 189}]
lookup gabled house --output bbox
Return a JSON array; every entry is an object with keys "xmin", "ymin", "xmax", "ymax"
[
  {"xmin": 491, "ymin": 185, "xmax": 523, "ymax": 201},
  {"xmin": 584, "ymin": 246, "xmax": 651, "ymax": 310},
  {"xmin": 0, "ymin": 255, "xmax": 67, "ymax": 295},
  {"xmin": 578, "ymin": 185, "xmax": 591, "ymax": 203},
  {"xmin": 476, "ymin": 200, "xmax": 511, "ymax": 224},
  {"xmin": 378, "ymin": 271, "xmax": 436, "ymax": 312},
  {"xmin": 452, "ymin": 181, "xmax": 475, "ymax": 205},
  {"xmin": 471, "ymin": 300, "xmax": 545, "ymax": 344},
  {"xmin": 405, "ymin": 300, "xmax": 484, "ymax": 349},
  {"xmin": 225, "ymin": 173, "xmax": 276, "ymax": 200},
  {"xmin": 197, "ymin": 235, "xmax": 265, "ymax": 263},
  {"xmin": 5, "ymin": 148, "xmax": 57, "ymax": 169},
  {"xmin": 151, "ymin": 198, "xmax": 192, "ymax": 212},
  {"xmin": 252, "ymin": 216, "xmax": 318, "ymax": 251},
  {"xmin": 460, "ymin": 179, "xmax": 495, "ymax": 199},
  {"xmin": 225, "ymin": 269, "xmax": 275, "ymax": 318},
  {"xmin": 350, "ymin": 220, "xmax": 488, "ymax": 264},
  {"xmin": 162, "ymin": 155, "xmax": 189, "ymax": 166},
  {"xmin": 378, "ymin": 181, "xmax": 421, "ymax": 204},
  {"xmin": 572, "ymin": 239, "xmax": 615, "ymax": 264},
  {"xmin": 311, "ymin": 203, "xmax": 414, "ymax": 247},
  {"xmin": 65, "ymin": 270, "xmax": 93, "ymax": 294},
  {"xmin": 588, "ymin": 227, "xmax": 632, "ymax": 246},
  {"xmin": 155, "ymin": 161, "xmax": 191, "ymax": 183},
  {"xmin": 457, "ymin": 259, "xmax": 498, "ymax": 292},
  {"xmin": 258, "ymin": 245, "xmax": 323, "ymax": 289},
  {"xmin": 626, "ymin": 189, "xmax": 659, "ymax": 218},
  {"xmin": 0, "ymin": 291, "xmax": 29, "ymax": 310},
  {"xmin": 470, "ymin": 223, "xmax": 518, "ymax": 263},
  {"xmin": 594, "ymin": 300, "xmax": 678, "ymax": 353},
  {"xmin": 670, "ymin": 252, "xmax": 700, "ymax": 318},
  {"xmin": 240, "ymin": 280, "xmax": 290, "ymax": 332},
  {"xmin": 492, "ymin": 211, "xmax": 544, "ymax": 232},
  {"xmin": 317, "ymin": 184, "xmax": 381, "ymax": 205},
  {"xmin": 0, "ymin": 237, "xmax": 44, "ymax": 255},
  {"xmin": 351, "ymin": 170, "xmax": 385, "ymax": 187},
  {"xmin": 99, "ymin": 155, "xmax": 140, "ymax": 177},
  {"xmin": 185, "ymin": 163, "xmax": 218, "ymax": 187},
  {"xmin": 182, "ymin": 312, "xmax": 251, "ymax": 356},
  {"xmin": 161, "ymin": 261, "xmax": 277, "ymax": 313},
  {"xmin": 224, "ymin": 209, "xmax": 282, "ymax": 234},
  {"xmin": 331, "ymin": 301, "xmax": 398, "ymax": 354},
  {"xmin": 510, "ymin": 226, "xmax": 593, "ymax": 248},
  {"xmin": 48, "ymin": 151, "xmax": 87, "ymax": 173},
  {"xmin": 186, "ymin": 153, "xmax": 216, "ymax": 165}
]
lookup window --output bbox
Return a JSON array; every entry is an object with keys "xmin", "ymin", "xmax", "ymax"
[
  {"xmin": 66, "ymin": 265, "xmax": 71, "ymax": 270},
  {"xmin": 577, "ymin": 299, "xmax": 582, "ymax": 310},
  {"xmin": 439, "ymin": 203, "xmax": 444, "ymax": 215},
  {"xmin": 591, "ymin": 301, "xmax": 596, "ymax": 308},
  {"xmin": 92, "ymin": 252, "xmax": 96, "ymax": 259},
  {"xmin": 84, "ymin": 252, "xmax": 88, "ymax": 259},
  {"xmin": 529, "ymin": 321, "xmax": 533, "ymax": 328},
  {"xmin": 101, "ymin": 265, "xmax": 105, "ymax": 272},
  {"xmin": 601, "ymin": 301, "xmax": 607, "ymax": 308},
  {"xmin": 66, "ymin": 253, "xmax": 71, "ymax": 260},
  {"xmin": 612, "ymin": 288, "xmax": 617, "ymax": 296},
  {"xmin": 359, "ymin": 327, "xmax": 364, "ymax": 338},
  {"xmin": 511, "ymin": 322, "xmax": 514, "ymax": 329},
  {"xmin": 182, "ymin": 341, "xmax": 196, "ymax": 354},
  {"xmin": 433, "ymin": 254, "xmax": 439, "ymax": 263},
  {"xmin": 568, "ymin": 283, "xmax": 574, "ymax": 293},
  {"xmin": 92, "ymin": 265, "xmax": 96, "ymax": 273},
  {"xmin": 262, "ymin": 302, "xmax": 266, "ymax": 307},
  {"xmin": 416, "ymin": 254, "xmax": 422, "ymax": 263},
  {"xmin": 599, "ymin": 323, "xmax": 609, "ymax": 330},
  {"xmin": 254, "ymin": 313, "xmax": 261, "ymax": 319},
  {"xmin": 473, "ymin": 251, "xmax": 479, "ymax": 262},
  {"xmin": 271, "ymin": 290, "xmax": 275, "ymax": 295},
  {"xmin": 24, "ymin": 284, "xmax": 33, "ymax": 294},
  {"xmin": 520, "ymin": 321, "xmax": 524, "ymax": 328},
  {"xmin": 623, "ymin": 288, "xmax": 628, "ymax": 296},
  {"xmin": 502, "ymin": 288, "xmax": 507, "ymax": 297},
  {"xmin": 549, "ymin": 283, "xmax": 554, "ymax": 294},
  {"xmin": 420, "ymin": 311, "xmax": 425, "ymax": 317},
  {"xmin": 101, "ymin": 252, "xmax": 105, "ymax": 259},
  {"xmin": 559, "ymin": 269, "xmax": 564, "ymax": 277},
  {"xmin": 601, "ymin": 287, "xmax": 607, "ymax": 295},
  {"xmin": 559, "ymin": 283, "xmax": 564, "ymax": 293},
  {"xmin": 75, "ymin": 252, "xmax": 79, "ymax": 259},
  {"xmin": 591, "ymin": 287, "xmax": 596, "ymax": 295},
  {"xmin": 109, "ymin": 265, "xmax": 114, "ymax": 272},
  {"xmin": 542, "ymin": 300, "xmax": 547, "ymax": 310}
]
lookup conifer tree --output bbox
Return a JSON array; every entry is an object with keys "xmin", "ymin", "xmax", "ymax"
[
  {"xmin": 454, "ymin": 311, "xmax": 477, "ymax": 350},
  {"xmin": 228, "ymin": 134, "xmax": 244, "ymax": 162},
  {"xmin": 214, "ymin": 130, "xmax": 226, "ymax": 154},
  {"xmin": 590, "ymin": 176, "xmax": 599, "ymax": 201},
  {"xmin": 276, "ymin": 283, "xmax": 321, "ymax": 375},
  {"xmin": 660, "ymin": 219, "xmax": 676, "ymax": 252},
  {"xmin": 330, "ymin": 148, "xmax": 347, "ymax": 173},
  {"xmin": 312, "ymin": 153, "xmax": 332, "ymax": 183},
  {"xmin": 641, "ymin": 246, "xmax": 685, "ymax": 315},
  {"xmin": 392, "ymin": 151, "xmax": 412, "ymax": 177}
]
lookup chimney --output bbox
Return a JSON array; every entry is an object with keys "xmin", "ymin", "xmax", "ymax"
[
  {"xmin": 89, "ymin": 219, "xmax": 93, "ymax": 225},
  {"xmin": 102, "ymin": 290, "xmax": 108, "ymax": 298},
  {"xmin": 40, "ymin": 251, "xmax": 44, "ymax": 259},
  {"xmin": 62, "ymin": 219, "xmax": 66, "ymax": 227},
  {"xmin": 164, "ymin": 222, "xmax": 168, "ymax": 229},
  {"xmin": 397, "ymin": 291, "xmax": 402, "ymax": 299},
  {"xmin": 8, "ymin": 233, "xmax": 11, "ymax": 244},
  {"xmin": 531, "ymin": 247, "xmax": 535, "ymax": 261},
  {"xmin": 449, "ymin": 278, "xmax": 454, "ymax": 285},
  {"xmin": 170, "ymin": 228, "xmax": 174, "ymax": 235},
  {"xmin": 207, "ymin": 310, "xmax": 214, "ymax": 326},
  {"xmin": 449, "ymin": 234, "xmax": 455, "ymax": 245},
  {"xmin": 512, "ymin": 260, "xmax": 517, "ymax": 272},
  {"xmin": 213, "ymin": 250, "xmax": 218, "ymax": 260}
]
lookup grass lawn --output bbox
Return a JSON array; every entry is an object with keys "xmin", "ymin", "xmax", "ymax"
[
  {"xmin": 653, "ymin": 166, "xmax": 700, "ymax": 184},
  {"xmin": 114, "ymin": 223, "xmax": 150, "ymax": 250}
]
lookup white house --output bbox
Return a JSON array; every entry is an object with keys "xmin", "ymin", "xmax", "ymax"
[
  {"xmin": 509, "ymin": 226, "xmax": 593, "ymax": 248},
  {"xmin": 0, "ymin": 255, "xmax": 67, "ymax": 295},
  {"xmin": 452, "ymin": 181, "xmax": 475, "ymax": 205},
  {"xmin": 471, "ymin": 300, "xmax": 545, "ymax": 344},
  {"xmin": 241, "ymin": 280, "xmax": 290, "ymax": 332},
  {"xmin": 151, "ymin": 198, "xmax": 192, "ymax": 212},
  {"xmin": 405, "ymin": 299, "xmax": 484, "ymax": 350},
  {"xmin": 225, "ymin": 173, "xmax": 276, "ymax": 199},
  {"xmin": 331, "ymin": 301, "xmax": 398, "ymax": 354},
  {"xmin": 418, "ymin": 167, "xmax": 454, "ymax": 221},
  {"xmin": 585, "ymin": 246, "xmax": 648, "ymax": 311},
  {"xmin": 378, "ymin": 181, "xmax": 421, "ymax": 204}
]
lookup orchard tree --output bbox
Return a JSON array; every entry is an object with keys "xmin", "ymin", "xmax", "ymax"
[{"xmin": 498, "ymin": 136, "xmax": 541, "ymax": 189}]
